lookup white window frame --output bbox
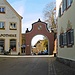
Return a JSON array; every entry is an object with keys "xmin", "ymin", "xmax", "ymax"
[
  {"xmin": 0, "ymin": 22, "xmax": 5, "ymax": 29},
  {"xmin": 0, "ymin": 7, "xmax": 5, "ymax": 13},
  {"xmin": 9, "ymin": 22, "xmax": 17, "ymax": 30}
]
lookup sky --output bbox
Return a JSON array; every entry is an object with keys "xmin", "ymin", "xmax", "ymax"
[
  {"xmin": 7, "ymin": 0, "xmax": 55, "ymax": 33},
  {"xmin": 7, "ymin": 0, "xmax": 55, "ymax": 46},
  {"xmin": 31, "ymin": 35, "xmax": 44, "ymax": 46}
]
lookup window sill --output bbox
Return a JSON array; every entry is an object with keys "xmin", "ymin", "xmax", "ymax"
[
  {"xmin": 67, "ymin": 44, "xmax": 73, "ymax": 47},
  {"xmin": 0, "ymin": 28, "xmax": 5, "ymax": 30},
  {"xmin": 10, "ymin": 29, "xmax": 17, "ymax": 30},
  {"xmin": 60, "ymin": 45, "xmax": 64, "ymax": 48},
  {"xmin": 0, "ymin": 12, "xmax": 5, "ymax": 14}
]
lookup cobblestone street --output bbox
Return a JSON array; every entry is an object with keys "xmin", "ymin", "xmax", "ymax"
[{"xmin": 0, "ymin": 56, "xmax": 75, "ymax": 75}]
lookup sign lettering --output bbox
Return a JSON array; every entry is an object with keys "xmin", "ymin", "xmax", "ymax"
[{"xmin": 0, "ymin": 34, "xmax": 16, "ymax": 37}]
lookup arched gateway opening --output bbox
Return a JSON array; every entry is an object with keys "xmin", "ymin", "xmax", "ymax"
[
  {"xmin": 31, "ymin": 35, "xmax": 49, "ymax": 55},
  {"xmin": 25, "ymin": 19, "xmax": 54, "ymax": 55}
]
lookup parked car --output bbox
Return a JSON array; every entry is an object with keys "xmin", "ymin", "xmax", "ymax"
[
  {"xmin": 43, "ymin": 50, "xmax": 48, "ymax": 55},
  {"xmin": 38, "ymin": 51, "xmax": 44, "ymax": 55}
]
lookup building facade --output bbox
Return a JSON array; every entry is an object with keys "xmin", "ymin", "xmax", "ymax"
[
  {"xmin": 56, "ymin": 0, "xmax": 75, "ymax": 63},
  {"xmin": 21, "ymin": 34, "xmax": 26, "ymax": 53},
  {"xmin": 32, "ymin": 40, "xmax": 47, "ymax": 55},
  {"xmin": 0, "ymin": 0, "xmax": 22, "ymax": 54}
]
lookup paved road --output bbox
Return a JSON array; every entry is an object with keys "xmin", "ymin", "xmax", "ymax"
[
  {"xmin": 0, "ymin": 57, "xmax": 50, "ymax": 75},
  {"xmin": 1, "ymin": 56, "xmax": 75, "ymax": 75}
]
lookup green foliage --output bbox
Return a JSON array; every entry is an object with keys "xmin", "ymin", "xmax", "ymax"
[{"xmin": 43, "ymin": 39, "xmax": 48, "ymax": 48}]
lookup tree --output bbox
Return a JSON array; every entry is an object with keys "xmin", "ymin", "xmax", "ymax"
[
  {"xmin": 43, "ymin": 39, "xmax": 48, "ymax": 50},
  {"xmin": 43, "ymin": 2, "xmax": 57, "ymax": 33}
]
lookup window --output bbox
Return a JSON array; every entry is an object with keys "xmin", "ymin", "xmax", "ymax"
[
  {"xmin": 59, "ymin": 33, "xmax": 67, "ymax": 47},
  {"xmin": 67, "ymin": 0, "xmax": 71, "ymax": 7},
  {"xmin": 71, "ymin": 0, "xmax": 73, "ymax": 4},
  {"xmin": 59, "ymin": 33, "xmax": 64, "ymax": 47},
  {"xmin": 9, "ymin": 22, "xmax": 17, "ymax": 30},
  {"xmin": 59, "ymin": 29, "xmax": 74, "ymax": 48},
  {"xmin": 59, "ymin": 7, "xmax": 61, "ymax": 17},
  {"xmin": 67, "ymin": 0, "xmax": 73, "ymax": 8},
  {"xmin": 59, "ymin": 3, "xmax": 64, "ymax": 17},
  {"xmin": 0, "ymin": 7, "xmax": 5, "ymax": 13},
  {"xmin": 10, "ymin": 39, "xmax": 16, "ymax": 51},
  {"xmin": 0, "ymin": 39, "xmax": 4, "ymax": 53},
  {"xmin": 61, "ymin": 4, "xmax": 63, "ymax": 15},
  {"xmin": 62, "ymin": 0, "xmax": 67, "ymax": 11},
  {"xmin": 59, "ymin": 0, "xmax": 73, "ymax": 17},
  {"xmin": 0, "ymin": 22, "xmax": 5, "ymax": 29},
  {"xmin": 66, "ymin": 29, "xmax": 74, "ymax": 47}
]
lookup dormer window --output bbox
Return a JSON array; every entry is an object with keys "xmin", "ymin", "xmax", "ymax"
[
  {"xmin": 0, "ymin": 7, "xmax": 5, "ymax": 13},
  {"xmin": 9, "ymin": 22, "xmax": 17, "ymax": 30}
]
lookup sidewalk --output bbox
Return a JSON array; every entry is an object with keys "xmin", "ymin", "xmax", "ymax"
[
  {"xmin": 0, "ymin": 54, "xmax": 55, "ymax": 58},
  {"xmin": 50, "ymin": 57, "xmax": 75, "ymax": 75}
]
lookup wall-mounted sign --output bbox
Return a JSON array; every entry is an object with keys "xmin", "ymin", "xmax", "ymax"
[{"xmin": 0, "ymin": 34, "xmax": 16, "ymax": 37}]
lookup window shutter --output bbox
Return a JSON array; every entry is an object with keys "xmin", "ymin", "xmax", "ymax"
[
  {"xmin": 59, "ymin": 35, "xmax": 61, "ymax": 46},
  {"xmin": 71, "ymin": 29, "xmax": 74, "ymax": 45},
  {"xmin": 0, "ymin": 8, "xmax": 1, "ymax": 12},
  {"xmin": 66, "ymin": 32, "xmax": 69, "ymax": 46},
  {"xmin": 63, "ymin": 33, "xmax": 67, "ymax": 46},
  {"xmin": 59, "ymin": 34, "xmax": 63, "ymax": 47}
]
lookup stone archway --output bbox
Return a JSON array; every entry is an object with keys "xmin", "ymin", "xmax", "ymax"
[{"xmin": 25, "ymin": 19, "xmax": 54, "ymax": 55}]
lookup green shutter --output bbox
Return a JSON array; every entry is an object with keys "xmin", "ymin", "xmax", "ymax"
[{"xmin": 71, "ymin": 29, "xmax": 74, "ymax": 45}]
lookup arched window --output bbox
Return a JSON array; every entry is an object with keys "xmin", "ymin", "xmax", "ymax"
[{"xmin": 10, "ymin": 39, "xmax": 16, "ymax": 51}]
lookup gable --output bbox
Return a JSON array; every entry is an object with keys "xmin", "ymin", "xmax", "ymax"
[{"xmin": 0, "ymin": 0, "xmax": 22, "ymax": 19}]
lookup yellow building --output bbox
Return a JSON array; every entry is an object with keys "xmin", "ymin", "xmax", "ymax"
[
  {"xmin": 22, "ymin": 34, "xmax": 26, "ymax": 45},
  {"xmin": 0, "ymin": 0, "xmax": 22, "ymax": 54},
  {"xmin": 21, "ymin": 34, "xmax": 26, "ymax": 53},
  {"xmin": 56, "ymin": 0, "xmax": 75, "ymax": 66},
  {"xmin": 32, "ymin": 40, "xmax": 47, "ymax": 54}
]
